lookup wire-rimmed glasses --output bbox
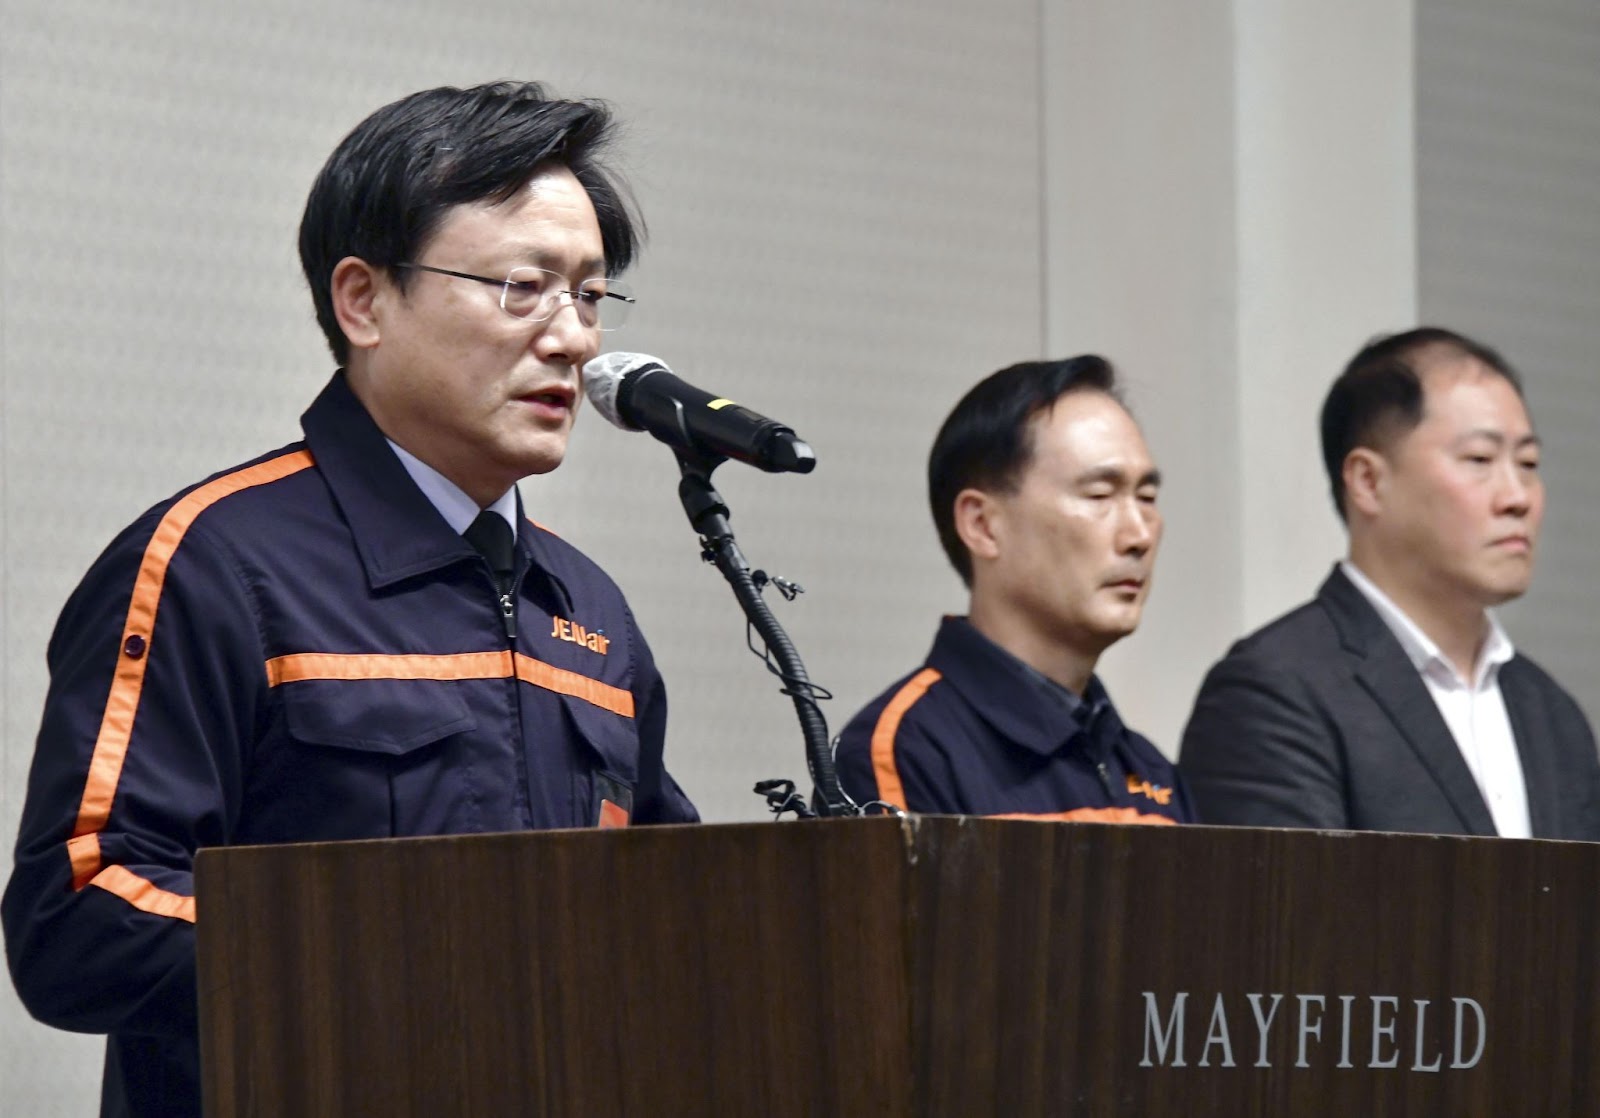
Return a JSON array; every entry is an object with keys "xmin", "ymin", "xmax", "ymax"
[{"xmin": 395, "ymin": 263, "xmax": 635, "ymax": 331}]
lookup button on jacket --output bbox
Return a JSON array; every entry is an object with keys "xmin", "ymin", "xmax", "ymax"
[
  {"xmin": 835, "ymin": 616, "xmax": 1192, "ymax": 823},
  {"xmin": 3, "ymin": 372, "xmax": 698, "ymax": 1118}
]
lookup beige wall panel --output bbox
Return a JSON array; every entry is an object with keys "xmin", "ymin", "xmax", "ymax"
[{"xmin": 1233, "ymin": 0, "xmax": 1418, "ymax": 627}]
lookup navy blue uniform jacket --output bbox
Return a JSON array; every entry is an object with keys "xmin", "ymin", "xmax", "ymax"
[
  {"xmin": 3, "ymin": 373, "xmax": 698, "ymax": 1117},
  {"xmin": 835, "ymin": 617, "xmax": 1191, "ymax": 823}
]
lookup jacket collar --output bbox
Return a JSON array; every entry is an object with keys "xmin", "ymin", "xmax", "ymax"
[
  {"xmin": 386, "ymin": 435, "xmax": 519, "ymax": 536},
  {"xmin": 925, "ymin": 615, "xmax": 1120, "ymax": 762},
  {"xmin": 1316, "ymin": 565, "xmax": 1497, "ymax": 834},
  {"xmin": 300, "ymin": 371, "xmax": 572, "ymax": 610}
]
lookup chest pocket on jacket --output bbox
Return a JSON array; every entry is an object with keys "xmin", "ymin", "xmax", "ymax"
[
  {"xmin": 266, "ymin": 679, "xmax": 481, "ymax": 841},
  {"xmin": 283, "ymin": 678, "xmax": 476, "ymax": 753}
]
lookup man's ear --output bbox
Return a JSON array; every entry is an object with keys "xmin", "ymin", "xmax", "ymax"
[
  {"xmin": 1343, "ymin": 447, "xmax": 1389, "ymax": 519},
  {"xmin": 330, "ymin": 257, "xmax": 383, "ymax": 352},
  {"xmin": 953, "ymin": 488, "xmax": 1003, "ymax": 567}
]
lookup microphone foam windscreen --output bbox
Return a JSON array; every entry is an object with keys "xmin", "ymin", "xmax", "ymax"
[{"xmin": 582, "ymin": 351, "xmax": 665, "ymax": 431}]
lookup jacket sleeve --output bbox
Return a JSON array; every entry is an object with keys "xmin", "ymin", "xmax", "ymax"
[
  {"xmin": 1525, "ymin": 669, "xmax": 1600, "ymax": 842},
  {"xmin": 1179, "ymin": 646, "xmax": 1349, "ymax": 829},
  {"xmin": 626, "ymin": 607, "xmax": 699, "ymax": 824},
  {"xmin": 833, "ymin": 718, "xmax": 880, "ymax": 809},
  {"xmin": 2, "ymin": 515, "xmax": 263, "ymax": 1037},
  {"xmin": 834, "ymin": 702, "xmax": 964, "ymax": 815},
  {"xmin": 1559, "ymin": 706, "xmax": 1600, "ymax": 842}
]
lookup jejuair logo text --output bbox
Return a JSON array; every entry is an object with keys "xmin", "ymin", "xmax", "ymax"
[{"xmin": 550, "ymin": 616, "xmax": 610, "ymax": 655}]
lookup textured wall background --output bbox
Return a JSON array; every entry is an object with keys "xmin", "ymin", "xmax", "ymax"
[{"xmin": 0, "ymin": 0, "xmax": 1039, "ymax": 1109}]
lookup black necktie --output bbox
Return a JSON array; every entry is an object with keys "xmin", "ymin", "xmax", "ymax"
[{"xmin": 463, "ymin": 511, "xmax": 516, "ymax": 596}]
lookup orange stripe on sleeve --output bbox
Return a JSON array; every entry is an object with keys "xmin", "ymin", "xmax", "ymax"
[
  {"xmin": 264, "ymin": 650, "xmax": 635, "ymax": 718},
  {"xmin": 88, "ymin": 865, "xmax": 196, "ymax": 923},
  {"xmin": 66, "ymin": 833, "xmax": 101, "ymax": 887},
  {"xmin": 869, "ymin": 668, "xmax": 942, "ymax": 811},
  {"xmin": 69, "ymin": 450, "xmax": 315, "ymax": 889},
  {"xmin": 991, "ymin": 808, "xmax": 1179, "ymax": 826}
]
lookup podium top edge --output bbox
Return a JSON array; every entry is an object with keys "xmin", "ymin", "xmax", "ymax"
[{"xmin": 193, "ymin": 813, "xmax": 1592, "ymax": 875}]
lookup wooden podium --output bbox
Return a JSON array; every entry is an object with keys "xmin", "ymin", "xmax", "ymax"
[{"xmin": 196, "ymin": 817, "xmax": 1600, "ymax": 1116}]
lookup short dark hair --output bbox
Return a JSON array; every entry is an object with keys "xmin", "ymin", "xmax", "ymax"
[
  {"xmin": 1319, "ymin": 327, "xmax": 1524, "ymax": 521},
  {"xmin": 928, "ymin": 356, "xmax": 1121, "ymax": 586},
  {"xmin": 298, "ymin": 81, "xmax": 641, "ymax": 363}
]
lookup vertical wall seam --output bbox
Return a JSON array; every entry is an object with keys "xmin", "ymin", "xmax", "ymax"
[
  {"xmin": 0, "ymin": 40, "xmax": 12, "ymax": 833},
  {"xmin": 1036, "ymin": 0, "xmax": 1050, "ymax": 357}
]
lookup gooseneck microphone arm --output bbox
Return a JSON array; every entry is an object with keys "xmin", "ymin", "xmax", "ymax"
[
  {"xmin": 584, "ymin": 351, "xmax": 848, "ymax": 816},
  {"xmin": 673, "ymin": 449, "xmax": 854, "ymax": 818}
]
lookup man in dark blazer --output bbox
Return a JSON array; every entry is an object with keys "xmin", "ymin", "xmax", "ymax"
[{"xmin": 1181, "ymin": 328, "xmax": 1600, "ymax": 839}]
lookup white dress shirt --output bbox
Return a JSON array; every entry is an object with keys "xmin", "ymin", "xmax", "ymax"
[
  {"xmin": 1341, "ymin": 561, "xmax": 1530, "ymax": 838},
  {"xmin": 386, "ymin": 438, "xmax": 518, "ymax": 535}
]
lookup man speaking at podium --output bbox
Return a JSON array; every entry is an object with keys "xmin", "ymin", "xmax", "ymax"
[
  {"xmin": 835, "ymin": 357, "xmax": 1193, "ymax": 823},
  {"xmin": 1181, "ymin": 328, "xmax": 1600, "ymax": 839},
  {"xmin": 3, "ymin": 82, "xmax": 698, "ymax": 1117}
]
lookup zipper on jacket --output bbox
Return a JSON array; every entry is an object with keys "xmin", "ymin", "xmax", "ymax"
[
  {"xmin": 497, "ymin": 566, "xmax": 534, "ymax": 830},
  {"xmin": 499, "ymin": 590, "xmax": 516, "ymax": 642}
]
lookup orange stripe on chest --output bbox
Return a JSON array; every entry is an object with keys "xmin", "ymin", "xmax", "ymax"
[{"xmin": 265, "ymin": 650, "xmax": 635, "ymax": 718}]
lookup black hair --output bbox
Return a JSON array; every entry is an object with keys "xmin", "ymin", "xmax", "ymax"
[
  {"xmin": 928, "ymin": 356, "xmax": 1121, "ymax": 586},
  {"xmin": 1320, "ymin": 327, "xmax": 1523, "ymax": 520},
  {"xmin": 298, "ymin": 81, "xmax": 641, "ymax": 363}
]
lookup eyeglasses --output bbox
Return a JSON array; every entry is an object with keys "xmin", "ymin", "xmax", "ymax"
[{"xmin": 395, "ymin": 263, "xmax": 635, "ymax": 331}]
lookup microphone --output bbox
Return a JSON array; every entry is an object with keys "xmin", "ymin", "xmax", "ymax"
[{"xmin": 582, "ymin": 352, "xmax": 816, "ymax": 474}]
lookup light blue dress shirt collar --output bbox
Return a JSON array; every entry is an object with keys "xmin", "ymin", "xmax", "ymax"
[{"xmin": 385, "ymin": 438, "xmax": 518, "ymax": 537}]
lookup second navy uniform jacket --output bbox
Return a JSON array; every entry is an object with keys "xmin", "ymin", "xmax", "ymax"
[{"xmin": 835, "ymin": 616, "xmax": 1192, "ymax": 823}]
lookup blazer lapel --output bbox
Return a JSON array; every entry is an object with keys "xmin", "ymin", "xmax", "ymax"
[
  {"xmin": 1320, "ymin": 569, "xmax": 1498, "ymax": 836},
  {"xmin": 1499, "ymin": 660, "xmax": 1561, "ymax": 835}
]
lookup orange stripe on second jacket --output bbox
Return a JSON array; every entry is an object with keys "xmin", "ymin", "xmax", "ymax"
[
  {"xmin": 69, "ymin": 450, "xmax": 316, "ymax": 889},
  {"xmin": 992, "ymin": 808, "xmax": 1179, "ymax": 826},
  {"xmin": 869, "ymin": 668, "xmax": 943, "ymax": 810},
  {"xmin": 265, "ymin": 650, "xmax": 635, "ymax": 718}
]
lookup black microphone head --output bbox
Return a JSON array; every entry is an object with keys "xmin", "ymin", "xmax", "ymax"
[
  {"xmin": 582, "ymin": 352, "xmax": 667, "ymax": 431},
  {"xmin": 770, "ymin": 437, "xmax": 817, "ymax": 474}
]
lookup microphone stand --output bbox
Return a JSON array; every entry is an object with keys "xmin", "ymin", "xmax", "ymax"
[{"xmin": 674, "ymin": 450, "xmax": 855, "ymax": 818}]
